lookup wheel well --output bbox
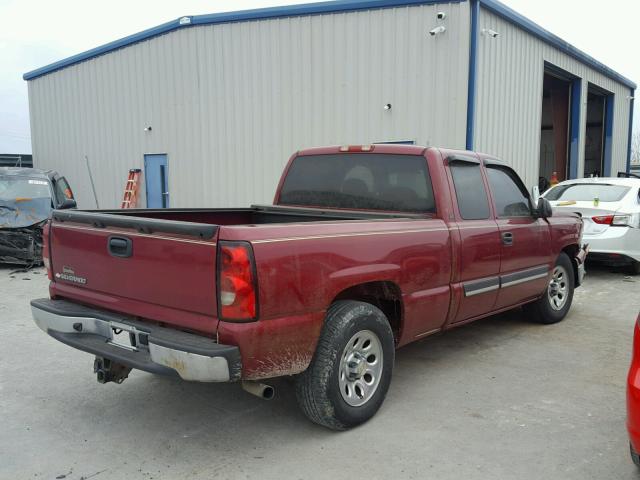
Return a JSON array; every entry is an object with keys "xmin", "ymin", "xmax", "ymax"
[
  {"xmin": 332, "ymin": 281, "xmax": 403, "ymax": 344},
  {"xmin": 561, "ymin": 244, "xmax": 579, "ymax": 285}
]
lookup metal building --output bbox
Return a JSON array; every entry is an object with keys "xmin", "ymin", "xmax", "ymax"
[{"xmin": 24, "ymin": 0, "xmax": 635, "ymax": 209}]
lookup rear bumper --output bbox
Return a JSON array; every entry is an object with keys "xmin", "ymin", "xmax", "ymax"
[
  {"xmin": 583, "ymin": 227, "xmax": 640, "ymax": 263},
  {"xmin": 31, "ymin": 298, "xmax": 241, "ymax": 382}
]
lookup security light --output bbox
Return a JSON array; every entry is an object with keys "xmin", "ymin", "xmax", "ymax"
[{"xmin": 482, "ymin": 28, "xmax": 500, "ymax": 38}]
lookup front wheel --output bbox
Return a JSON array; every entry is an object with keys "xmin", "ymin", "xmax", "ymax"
[
  {"xmin": 524, "ymin": 252, "xmax": 575, "ymax": 324},
  {"xmin": 295, "ymin": 300, "xmax": 395, "ymax": 430}
]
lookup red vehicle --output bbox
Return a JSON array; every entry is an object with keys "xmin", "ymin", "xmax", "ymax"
[
  {"xmin": 627, "ymin": 313, "xmax": 640, "ymax": 466},
  {"xmin": 31, "ymin": 145, "xmax": 587, "ymax": 430}
]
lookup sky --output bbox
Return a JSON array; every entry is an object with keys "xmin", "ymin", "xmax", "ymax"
[{"xmin": 1, "ymin": 0, "xmax": 638, "ymax": 154}]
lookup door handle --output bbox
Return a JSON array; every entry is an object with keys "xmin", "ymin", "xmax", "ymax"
[
  {"xmin": 502, "ymin": 232, "xmax": 513, "ymax": 246},
  {"xmin": 108, "ymin": 236, "xmax": 133, "ymax": 258}
]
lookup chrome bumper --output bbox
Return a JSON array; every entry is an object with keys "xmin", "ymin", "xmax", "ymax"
[{"xmin": 31, "ymin": 298, "xmax": 241, "ymax": 382}]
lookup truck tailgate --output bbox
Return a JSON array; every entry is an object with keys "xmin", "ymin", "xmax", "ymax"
[{"xmin": 48, "ymin": 211, "xmax": 219, "ymax": 335}]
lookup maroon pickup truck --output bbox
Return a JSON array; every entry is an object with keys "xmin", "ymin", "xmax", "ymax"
[{"xmin": 31, "ymin": 144, "xmax": 587, "ymax": 430}]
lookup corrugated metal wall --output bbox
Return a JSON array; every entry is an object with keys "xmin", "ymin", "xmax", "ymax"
[
  {"xmin": 474, "ymin": 8, "xmax": 632, "ymax": 189},
  {"xmin": 28, "ymin": 2, "xmax": 470, "ymax": 209}
]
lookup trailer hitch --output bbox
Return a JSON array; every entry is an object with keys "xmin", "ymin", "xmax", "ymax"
[{"xmin": 93, "ymin": 357, "xmax": 132, "ymax": 384}]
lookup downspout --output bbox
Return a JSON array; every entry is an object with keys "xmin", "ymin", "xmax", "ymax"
[
  {"xmin": 627, "ymin": 88, "xmax": 635, "ymax": 174},
  {"xmin": 465, "ymin": 0, "xmax": 479, "ymax": 150}
]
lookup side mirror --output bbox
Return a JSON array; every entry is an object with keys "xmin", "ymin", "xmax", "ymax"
[
  {"xmin": 535, "ymin": 197, "xmax": 553, "ymax": 219},
  {"xmin": 58, "ymin": 198, "xmax": 77, "ymax": 210}
]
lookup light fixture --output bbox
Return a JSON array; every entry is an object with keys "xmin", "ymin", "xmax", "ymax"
[
  {"xmin": 383, "ymin": 104, "xmax": 392, "ymax": 110},
  {"xmin": 482, "ymin": 28, "xmax": 500, "ymax": 38}
]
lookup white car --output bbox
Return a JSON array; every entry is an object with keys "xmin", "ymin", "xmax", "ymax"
[{"xmin": 542, "ymin": 177, "xmax": 640, "ymax": 274}]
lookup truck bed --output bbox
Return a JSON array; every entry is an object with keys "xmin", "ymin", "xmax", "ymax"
[{"xmin": 47, "ymin": 205, "xmax": 428, "ymax": 339}]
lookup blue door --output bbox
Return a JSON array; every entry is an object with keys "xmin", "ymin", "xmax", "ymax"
[{"xmin": 144, "ymin": 154, "xmax": 169, "ymax": 208}]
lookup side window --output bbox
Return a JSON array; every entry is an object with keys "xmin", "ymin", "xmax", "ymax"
[
  {"xmin": 54, "ymin": 177, "xmax": 74, "ymax": 204},
  {"xmin": 449, "ymin": 162, "xmax": 490, "ymax": 220},
  {"xmin": 486, "ymin": 166, "xmax": 531, "ymax": 217}
]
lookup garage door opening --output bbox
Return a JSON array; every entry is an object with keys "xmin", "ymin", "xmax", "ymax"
[
  {"xmin": 539, "ymin": 72, "xmax": 571, "ymax": 190},
  {"xmin": 584, "ymin": 85, "xmax": 614, "ymax": 177}
]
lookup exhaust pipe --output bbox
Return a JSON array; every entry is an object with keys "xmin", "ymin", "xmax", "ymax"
[{"xmin": 242, "ymin": 380, "xmax": 275, "ymax": 400}]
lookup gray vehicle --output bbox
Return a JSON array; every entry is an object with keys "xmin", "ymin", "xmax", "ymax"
[{"xmin": 0, "ymin": 168, "xmax": 76, "ymax": 265}]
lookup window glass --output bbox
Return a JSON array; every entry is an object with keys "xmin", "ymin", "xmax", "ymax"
[
  {"xmin": 545, "ymin": 183, "xmax": 630, "ymax": 202},
  {"xmin": 449, "ymin": 162, "xmax": 490, "ymax": 220},
  {"xmin": 54, "ymin": 177, "xmax": 74, "ymax": 202},
  {"xmin": 279, "ymin": 154, "xmax": 435, "ymax": 213},
  {"xmin": 486, "ymin": 166, "xmax": 531, "ymax": 217},
  {"xmin": 0, "ymin": 177, "xmax": 51, "ymax": 201}
]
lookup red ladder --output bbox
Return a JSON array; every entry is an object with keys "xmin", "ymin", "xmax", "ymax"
[{"xmin": 121, "ymin": 169, "xmax": 142, "ymax": 209}]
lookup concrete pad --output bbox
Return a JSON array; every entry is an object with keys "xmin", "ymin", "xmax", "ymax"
[{"xmin": 0, "ymin": 264, "xmax": 638, "ymax": 479}]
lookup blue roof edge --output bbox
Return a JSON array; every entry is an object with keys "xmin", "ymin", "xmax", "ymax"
[
  {"xmin": 479, "ymin": 0, "xmax": 636, "ymax": 89},
  {"xmin": 22, "ymin": 0, "xmax": 460, "ymax": 80},
  {"xmin": 23, "ymin": 0, "xmax": 636, "ymax": 90}
]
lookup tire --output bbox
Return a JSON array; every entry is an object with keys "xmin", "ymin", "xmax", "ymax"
[
  {"xmin": 524, "ymin": 252, "xmax": 575, "ymax": 324},
  {"xmin": 295, "ymin": 300, "xmax": 395, "ymax": 430},
  {"xmin": 628, "ymin": 261, "xmax": 640, "ymax": 276}
]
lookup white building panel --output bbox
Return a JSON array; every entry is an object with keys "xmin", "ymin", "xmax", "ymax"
[
  {"xmin": 474, "ymin": 7, "xmax": 632, "ymax": 189},
  {"xmin": 28, "ymin": 2, "xmax": 470, "ymax": 209}
]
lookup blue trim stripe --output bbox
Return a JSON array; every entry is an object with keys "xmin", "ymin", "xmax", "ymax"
[
  {"xmin": 627, "ymin": 89, "xmax": 635, "ymax": 174},
  {"xmin": 568, "ymin": 78, "xmax": 581, "ymax": 179},
  {"xmin": 23, "ymin": 0, "xmax": 461, "ymax": 80},
  {"xmin": 24, "ymin": 0, "xmax": 638, "ymax": 89},
  {"xmin": 478, "ymin": 0, "xmax": 636, "ymax": 89},
  {"xmin": 23, "ymin": 18, "xmax": 182, "ymax": 80},
  {"xmin": 602, "ymin": 94, "xmax": 614, "ymax": 176},
  {"xmin": 465, "ymin": 0, "xmax": 479, "ymax": 150}
]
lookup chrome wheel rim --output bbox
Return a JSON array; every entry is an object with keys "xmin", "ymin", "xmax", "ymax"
[
  {"xmin": 338, "ymin": 329, "xmax": 383, "ymax": 407},
  {"xmin": 547, "ymin": 265, "xmax": 569, "ymax": 311}
]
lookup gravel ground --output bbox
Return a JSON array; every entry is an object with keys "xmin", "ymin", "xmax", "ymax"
[{"xmin": 0, "ymin": 263, "xmax": 639, "ymax": 480}]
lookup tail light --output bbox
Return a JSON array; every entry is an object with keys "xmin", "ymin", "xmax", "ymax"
[
  {"xmin": 592, "ymin": 214, "xmax": 632, "ymax": 226},
  {"xmin": 217, "ymin": 241, "xmax": 258, "ymax": 321},
  {"xmin": 42, "ymin": 221, "xmax": 52, "ymax": 281},
  {"xmin": 592, "ymin": 215, "xmax": 614, "ymax": 225}
]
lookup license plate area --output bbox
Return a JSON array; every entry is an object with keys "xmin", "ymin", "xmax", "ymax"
[{"xmin": 107, "ymin": 322, "xmax": 149, "ymax": 352}]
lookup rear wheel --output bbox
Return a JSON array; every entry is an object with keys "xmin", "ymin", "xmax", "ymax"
[
  {"xmin": 295, "ymin": 300, "xmax": 395, "ymax": 430},
  {"xmin": 524, "ymin": 252, "xmax": 574, "ymax": 324}
]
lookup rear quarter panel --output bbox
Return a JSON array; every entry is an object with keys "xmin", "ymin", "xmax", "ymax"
[{"xmin": 217, "ymin": 217, "xmax": 452, "ymax": 379}]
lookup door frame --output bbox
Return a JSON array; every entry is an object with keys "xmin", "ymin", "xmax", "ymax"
[{"xmin": 143, "ymin": 153, "xmax": 169, "ymax": 208}]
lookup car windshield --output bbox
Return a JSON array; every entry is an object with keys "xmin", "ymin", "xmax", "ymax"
[
  {"xmin": 278, "ymin": 153, "xmax": 435, "ymax": 213},
  {"xmin": 0, "ymin": 177, "xmax": 51, "ymax": 201},
  {"xmin": 545, "ymin": 183, "xmax": 630, "ymax": 202}
]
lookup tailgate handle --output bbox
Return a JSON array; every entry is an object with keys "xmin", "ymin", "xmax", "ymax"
[{"xmin": 108, "ymin": 236, "xmax": 133, "ymax": 258}]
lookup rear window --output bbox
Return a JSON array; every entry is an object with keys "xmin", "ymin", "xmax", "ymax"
[
  {"xmin": 545, "ymin": 183, "xmax": 630, "ymax": 202},
  {"xmin": 278, "ymin": 154, "xmax": 435, "ymax": 213}
]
